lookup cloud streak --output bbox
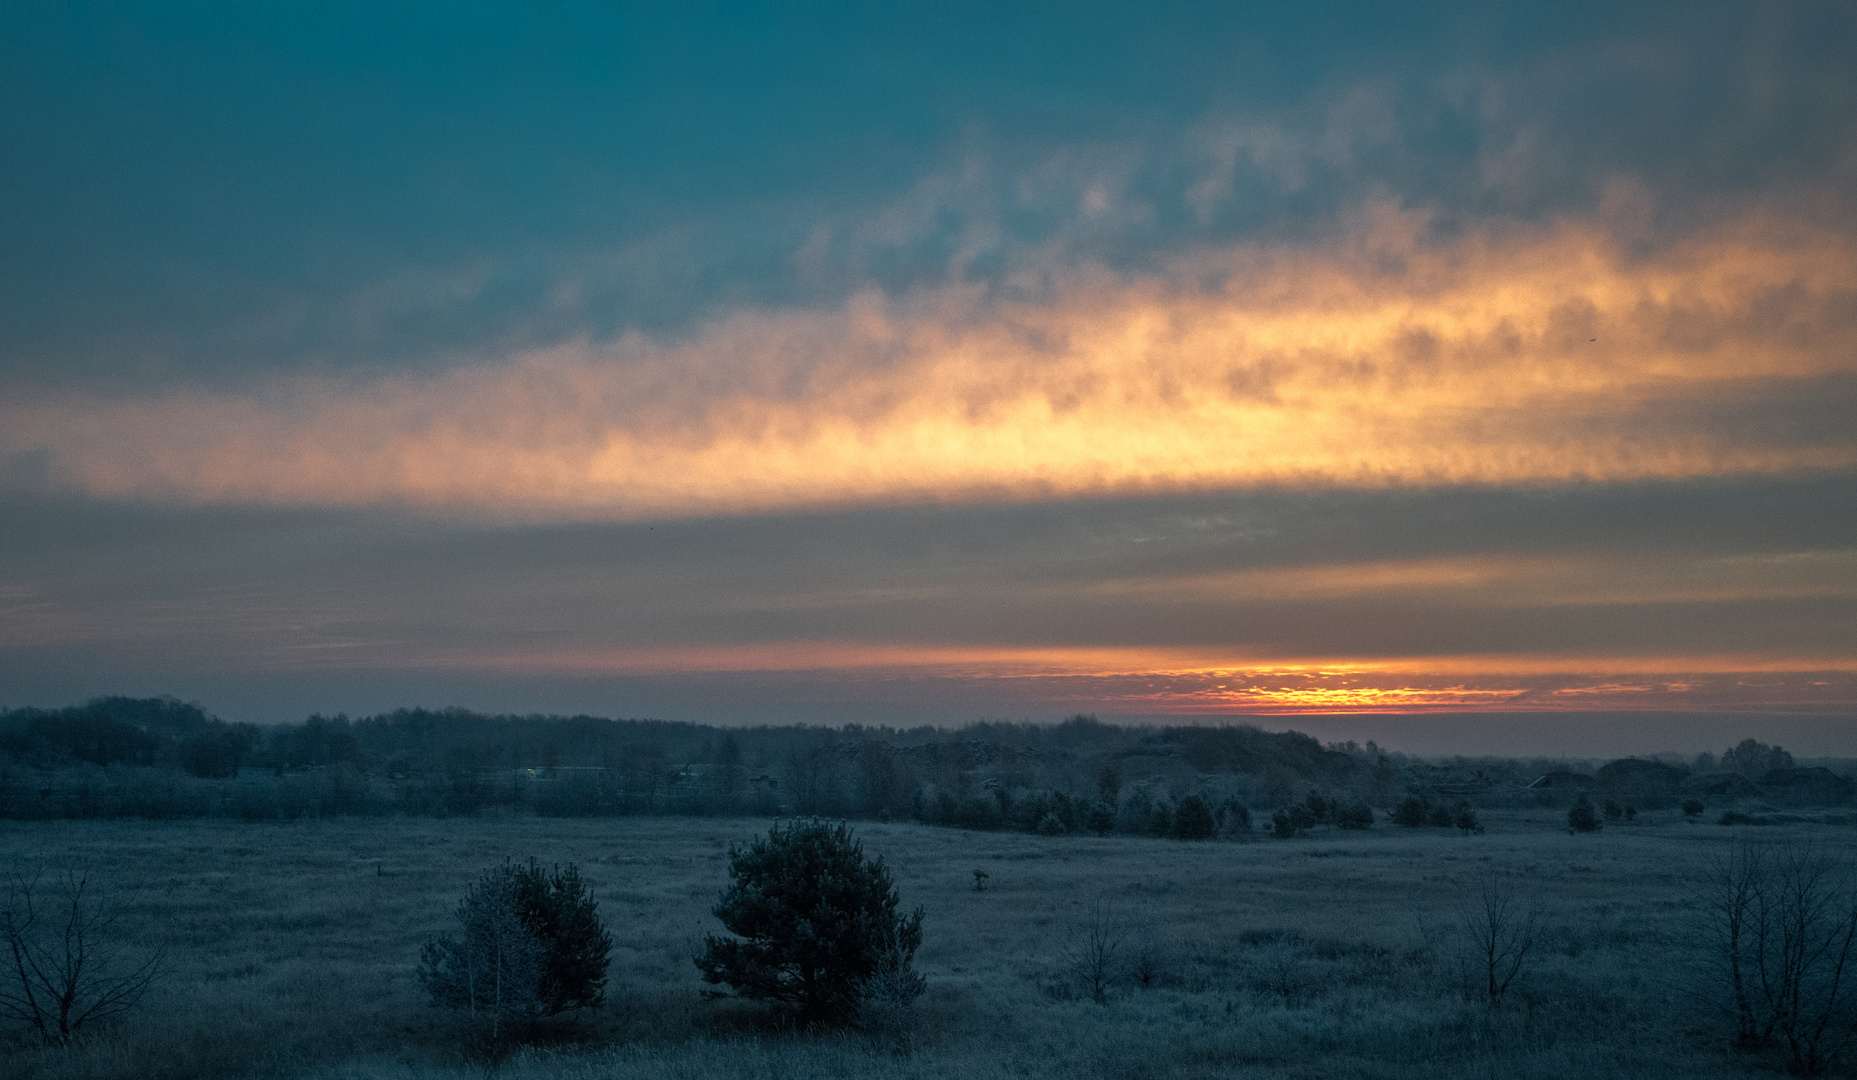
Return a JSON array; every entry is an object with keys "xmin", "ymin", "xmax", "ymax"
[{"xmin": 6, "ymin": 203, "xmax": 1853, "ymax": 520}]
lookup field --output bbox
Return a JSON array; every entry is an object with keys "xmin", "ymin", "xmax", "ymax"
[{"xmin": 0, "ymin": 810, "xmax": 1842, "ymax": 1079}]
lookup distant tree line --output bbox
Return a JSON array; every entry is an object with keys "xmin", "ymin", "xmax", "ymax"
[
  {"xmin": 0, "ymin": 700, "xmax": 1378, "ymax": 830},
  {"xmin": 1, "ymin": 699, "xmax": 1849, "ymax": 829},
  {"xmin": 0, "ymin": 697, "xmax": 258, "ymax": 779}
]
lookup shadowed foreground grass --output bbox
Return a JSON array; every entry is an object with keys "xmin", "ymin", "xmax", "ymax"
[{"xmin": 0, "ymin": 811, "xmax": 1836, "ymax": 1078}]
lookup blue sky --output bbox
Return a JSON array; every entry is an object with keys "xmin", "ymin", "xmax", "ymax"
[
  {"xmin": 2, "ymin": 2, "xmax": 1854, "ymax": 753},
  {"xmin": 9, "ymin": 1, "xmax": 1849, "ymax": 383}
]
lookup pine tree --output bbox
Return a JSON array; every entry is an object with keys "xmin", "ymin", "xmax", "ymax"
[
  {"xmin": 508, "ymin": 859, "xmax": 611, "ymax": 1014},
  {"xmin": 696, "ymin": 819, "xmax": 924, "ymax": 1024}
]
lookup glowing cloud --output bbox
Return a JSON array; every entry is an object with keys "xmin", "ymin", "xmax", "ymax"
[{"xmin": 6, "ymin": 206, "xmax": 1853, "ymax": 519}]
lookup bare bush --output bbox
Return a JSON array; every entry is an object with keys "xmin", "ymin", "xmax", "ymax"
[
  {"xmin": 1707, "ymin": 838, "xmax": 1770, "ymax": 1049},
  {"xmin": 1061, "ymin": 900, "xmax": 1127, "ymax": 1003},
  {"xmin": 1243, "ymin": 934, "xmax": 1320, "ymax": 1004},
  {"xmin": 1129, "ymin": 932, "xmax": 1166, "ymax": 989},
  {"xmin": 1455, "ymin": 874, "xmax": 1539, "ymax": 1008},
  {"xmin": 0, "ymin": 867, "xmax": 162, "ymax": 1045},
  {"xmin": 1703, "ymin": 839, "xmax": 1857, "ymax": 1075}
]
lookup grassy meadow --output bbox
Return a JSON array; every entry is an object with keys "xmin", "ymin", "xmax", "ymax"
[{"xmin": 0, "ymin": 809, "xmax": 1841, "ymax": 1079}]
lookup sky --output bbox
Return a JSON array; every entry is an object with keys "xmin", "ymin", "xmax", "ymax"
[{"xmin": 1, "ymin": 2, "xmax": 1854, "ymax": 755}]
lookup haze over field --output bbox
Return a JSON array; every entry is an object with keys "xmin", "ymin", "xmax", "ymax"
[{"xmin": 1, "ymin": 3, "xmax": 1853, "ymax": 749}]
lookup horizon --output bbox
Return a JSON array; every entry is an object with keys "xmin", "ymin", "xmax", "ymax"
[
  {"xmin": 2, "ymin": 4, "xmax": 1853, "ymax": 753},
  {"xmin": 10, "ymin": 694, "xmax": 1857, "ymax": 763}
]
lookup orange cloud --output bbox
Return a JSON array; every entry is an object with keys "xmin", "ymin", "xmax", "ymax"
[
  {"xmin": 1090, "ymin": 550, "xmax": 1857, "ymax": 608},
  {"xmin": 7, "ymin": 205, "xmax": 1854, "ymax": 519}
]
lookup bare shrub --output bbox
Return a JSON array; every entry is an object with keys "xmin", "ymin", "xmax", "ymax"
[
  {"xmin": 1061, "ymin": 900, "xmax": 1127, "ymax": 1003},
  {"xmin": 1129, "ymin": 932, "xmax": 1166, "ymax": 989},
  {"xmin": 1707, "ymin": 838, "xmax": 1771, "ymax": 1049},
  {"xmin": 1241, "ymin": 932, "xmax": 1321, "ymax": 1004},
  {"xmin": 0, "ymin": 867, "xmax": 162, "ymax": 1045},
  {"xmin": 1703, "ymin": 839, "xmax": 1857, "ymax": 1075},
  {"xmin": 1455, "ymin": 874, "xmax": 1539, "ymax": 1008}
]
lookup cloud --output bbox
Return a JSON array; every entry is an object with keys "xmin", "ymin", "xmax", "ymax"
[
  {"xmin": 5, "ymin": 203, "xmax": 1853, "ymax": 520},
  {"xmin": 8, "ymin": 3, "xmax": 1853, "ymax": 393},
  {"xmin": 3, "ymin": 475, "xmax": 1849, "ymax": 721}
]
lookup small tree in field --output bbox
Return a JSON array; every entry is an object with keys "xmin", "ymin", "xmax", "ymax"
[
  {"xmin": 1173, "ymin": 795, "xmax": 1217, "ymax": 840},
  {"xmin": 1455, "ymin": 875, "xmax": 1539, "ymax": 1008},
  {"xmin": 1568, "ymin": 795, "xmax": 1603, "ymax": 833},
  {"xmin": 1703, "ymin": 839, "xmax": 1857, "ymax": 1075},
  {"xmin": 420, "ymin": 859, "xmax": 612, "ymax": 1052},
  {"xmin": 1061, "ymin": 900, "xmax": 1126, "ymax": 1003},
  {"xmin": 0, "ymin": 868, "xmax": 161, "ymax": 1045},
  {"xmin": 1335, "ymin": 800, "xmax": 1375, "ymax": 830},
  {"xmin": 697, "ymin": 819, "xmax": 924, "ymax": 1025},
  {"xmin": 1270, "ymin": 807, "xmax": 1309, "ymax": 839}
]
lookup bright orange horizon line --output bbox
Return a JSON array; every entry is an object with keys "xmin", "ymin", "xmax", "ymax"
[
  {"xmin": 1126, "ymin": 703, "xmax": 1857, "ymax": 717},
  {"xmin": 438, "ymin": 642, "xmax": 1855, "ymax": 677},
  {"xmin": 246, "ymin": 642, "xmax": 1857, "ymax": 715}
]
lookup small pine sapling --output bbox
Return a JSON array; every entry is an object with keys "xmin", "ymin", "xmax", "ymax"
[{"xmin": 697, "ymin": 819, "xmax": 924, "ymax": 1025}]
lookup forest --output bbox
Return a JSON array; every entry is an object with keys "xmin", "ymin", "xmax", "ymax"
[{"xmin": 1, "ymin": 696, "xmax": 1850, "ymax": 830}]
